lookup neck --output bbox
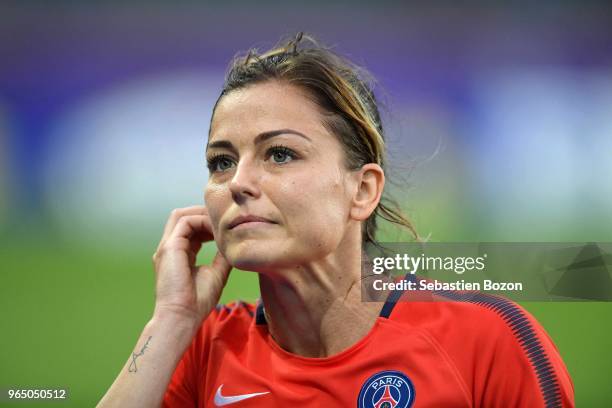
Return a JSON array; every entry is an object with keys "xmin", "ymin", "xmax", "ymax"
[{"xmin": 257, "ymin": 237, "xmax": 384, "ymax": 358}]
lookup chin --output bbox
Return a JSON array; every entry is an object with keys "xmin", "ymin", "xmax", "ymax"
[
  {"xmin": 230, "ymin": 255, "xmax": 285, "ymax": 274},
  {"xmin": 225, "ymin": 241, "xmax": 283, "ymax": 272},
  {"xmin": 231, "ymin": 260, "xmax": 269, "ymax": 273}
]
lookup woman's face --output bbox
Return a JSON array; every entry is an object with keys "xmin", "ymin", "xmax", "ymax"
[{"xmin": 205, "ymin": 81, "xmax": 357, "ymax": 272}]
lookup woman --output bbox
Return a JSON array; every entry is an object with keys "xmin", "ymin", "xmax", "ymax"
[{"xmin": 98, "ymin": 33, "xmax": 574, "ymax": 407}]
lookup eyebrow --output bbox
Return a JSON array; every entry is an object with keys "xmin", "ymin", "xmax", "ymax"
[{"xmin": 206, "ymin": 129, "xmax": 311, "ymax": 152}]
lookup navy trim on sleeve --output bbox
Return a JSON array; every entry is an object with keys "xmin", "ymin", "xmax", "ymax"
[{"xmin": 436, "ymin": 290, "xmax": 563, "ymax": 408}]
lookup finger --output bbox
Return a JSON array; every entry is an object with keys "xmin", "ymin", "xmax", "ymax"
[
  {"xmin": 168, "ymin": 214, "xmax": 214, "ymax": 244},
  {"xmin": 161, "ymin": 206, "xmax": 209, "ymax": 243},
  {"xmin": 156, "ymin": 207, "xmax": 210, "ymax": 256},
  {"xmin": 154, "ymin": 214, "xmax": 212, "ymax": 264},
  {"xmin": 187, "ymin": 240, "xmax": 203, "ymax": 267},
  {"xmin": 210, "ymin": 251, "xmax": 232, "ymax": 277},
  {"xmin": 194, "ymin": 251, "xmax": 232, "ymax": 294}
]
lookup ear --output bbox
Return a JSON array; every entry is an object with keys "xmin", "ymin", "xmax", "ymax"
[{"xmin": 349, "ymin": 163, "xmax": 385, "ymax": 221}]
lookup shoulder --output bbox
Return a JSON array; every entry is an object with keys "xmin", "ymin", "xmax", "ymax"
[
  {"xmin": 386, "ymin": 292, "xmax": 533, "ymax": 375},
  {"xmin": 203, "ymin": 300, "xmax": 257, "ymax": 336},
  {"xmin": 163, "ymin": 301, "xmax": 257, "ymax": 407},
  {"xmin": 386, "ymin": 291, "xmax": 575, "ymax": 407},
  {"xmin": 390, "ymin": 291, "xmax": 535, "ymax": 338},
  {"xmin": 185, "ymin": 299, "xmax": 258, "ymax": 354},
  {"xmin": 185, "ymin": 301, "xmax": 257, "ymax": 368},
  {"xmin": 212, "ymin": 300, "xmax": 257, "ymax": 321},
  {"xmin": 185, "ymin": 300, "xmax": 258, "ymax": 353}
]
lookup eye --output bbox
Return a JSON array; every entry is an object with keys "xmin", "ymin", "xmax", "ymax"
[
  {"xmin": 267, "ymin": 145, "xmax": 297, "ymax": 164},
  {"xmin": 207, "ymin": 154, "xmax": 235, "ymax": 173}
]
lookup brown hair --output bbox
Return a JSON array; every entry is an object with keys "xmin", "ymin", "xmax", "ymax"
[{"xmin": 211, "ymin": 32, "xmax": 418, "ymax": 249}]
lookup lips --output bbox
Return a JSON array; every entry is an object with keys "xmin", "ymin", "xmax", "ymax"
[{"xmin": 228, "ymin": 214, "xmax": 276, "ymax": 230}]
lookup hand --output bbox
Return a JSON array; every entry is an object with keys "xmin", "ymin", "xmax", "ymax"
[{"xmin": 151, "ymin": 206, "xmax": 231, "ymax": 326}]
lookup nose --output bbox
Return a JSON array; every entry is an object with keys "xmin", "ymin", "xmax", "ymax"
[{"xmin": 229, "ymin": 157, "xmax": 261, "ymax": 201}]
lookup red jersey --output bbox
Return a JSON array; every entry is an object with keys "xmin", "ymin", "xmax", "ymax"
[{"xmin": 163, "ymin": 285, "xmax": 574, "ymax": 407}]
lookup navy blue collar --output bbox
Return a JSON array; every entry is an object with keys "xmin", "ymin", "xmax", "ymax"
[{"xmin": 254, "ymin": 273, "xmax": 412, "ymax": 325}]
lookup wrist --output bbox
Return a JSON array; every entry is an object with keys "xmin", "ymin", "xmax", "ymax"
[{"xmin": 151, "ymin": 306, "xmax": 201, "ymax": 333}]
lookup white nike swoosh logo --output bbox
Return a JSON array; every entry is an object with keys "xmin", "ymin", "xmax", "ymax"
[{"xmin": 214, "ymin": 384, "xmax": 270, "ymax": 406}]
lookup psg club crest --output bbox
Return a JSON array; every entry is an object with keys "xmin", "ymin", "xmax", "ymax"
[{"xmin": 357, "ymin": 370, "xmax": 415, "ymax": 408}]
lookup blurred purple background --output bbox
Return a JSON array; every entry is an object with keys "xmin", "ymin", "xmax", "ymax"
[
  {"xmin": 1, "ymin": 2, "xmax": 611, "ymax": 242},
  {"xmin": 2, "ymin": 3, "xmax": 612, "ymax": 406}
]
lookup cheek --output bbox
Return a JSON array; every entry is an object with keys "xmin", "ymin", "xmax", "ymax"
[
  {"xmin": 280, "ymin": 166, "xmax": 349, "ymax": 237},
  {"xmin": 204, "ymin": 183, "xmax": 227, "ymax": 235},
  {"xmin": 319, "ymin": 171, "xmax": 351, "ymax": 228}
]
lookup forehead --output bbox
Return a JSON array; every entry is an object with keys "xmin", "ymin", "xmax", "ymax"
[{"xmin": 209, "ymin": 81, "xmax": 328, "ymax": 142}]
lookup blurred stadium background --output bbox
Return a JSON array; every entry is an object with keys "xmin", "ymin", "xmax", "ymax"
[{"xmin": 1, "ymin": 1, "xmax": 611, "ymax": 406}]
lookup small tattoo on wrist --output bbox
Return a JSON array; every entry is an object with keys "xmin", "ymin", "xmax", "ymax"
[{"xmin": 128, "ymin": 336, "xmax": 152, "ymax": 373}]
